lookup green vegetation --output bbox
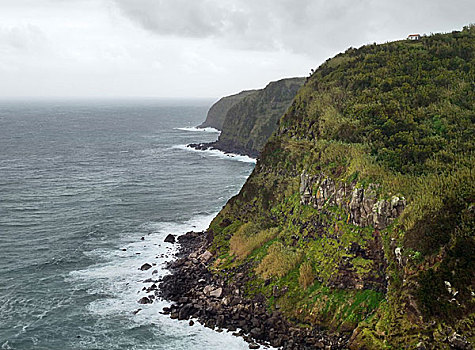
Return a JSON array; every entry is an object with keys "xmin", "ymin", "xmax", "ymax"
[
  {"xmin": 280, "ymin": 29, "xmax": 474, "ymax": 175},
  {"xmin": 208, "ymin": 26, "xmax": 475, "ymax": 348},
  {"xmin": 217, "ymin": 77, "xmax": 305, "ymax": 156},
  {"xmin": 229, "ymin": 224, "xmax": 279, "ymax": 260},
  {"xmin": 255, "ymin": 241, "xmax": 303, "ymax": 279},
  {"xmin": 199, "ymin": 90, "xmax": 256, "ymax": 130}
]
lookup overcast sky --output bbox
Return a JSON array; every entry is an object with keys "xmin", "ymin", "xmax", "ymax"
[{"xmin": 0, "ymin": 0, "xmax": 473, "ymax": 99}]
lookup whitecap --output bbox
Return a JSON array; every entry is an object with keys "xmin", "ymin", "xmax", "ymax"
[
  {"xmin": 68, "ymin": 214, "xmax": 255, "ymax": 349},
  {"xmin": 174, "ymin": 126, "xmax": 221, "ymax": 134},
  {"xmin": 172, "ymin": 144, "xmax": 257, "ymax": 164}
]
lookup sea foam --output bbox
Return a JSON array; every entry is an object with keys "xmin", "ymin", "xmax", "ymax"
[
  {"xmin": 69, "ymin": 214, "xmax": 252, "ymax": 349},
  {"xmin": 174, "ymin": 126, "xmax": 221, "ymax": 134},
  {"xmin": 172, "ymin": 144, "xmax": 257, "ymax": 164}
]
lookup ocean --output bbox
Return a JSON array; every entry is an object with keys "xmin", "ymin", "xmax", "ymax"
[{"xmin": 0, "ymin": 100, "xmax": 255, "ymax": 350}]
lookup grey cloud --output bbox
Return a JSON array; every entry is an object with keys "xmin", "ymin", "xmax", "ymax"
[
  {"xmin": 113, "ymin": 0, "xmax": 235, "ymax": 37},
  {"xmin": 112, "ymin": 0, "xmax": 475, "ymax": 57},
  {"xmin": 112, "ymin": 0, "xmax": 366, "ymax": 53}
]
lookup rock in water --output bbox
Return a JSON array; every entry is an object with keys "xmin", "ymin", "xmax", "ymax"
[
  {"xmin": 164, "ymin": 234, "xmax": 176, "ymax": 244},
  {"xmin": 138, "ymin": 296, "xmax": 152, "ymax": 304},
  {"xmin": 140, "ymin": 263, "xmax": 152, "ymax": 271}
]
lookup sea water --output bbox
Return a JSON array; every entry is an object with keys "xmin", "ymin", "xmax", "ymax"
[{"xmin": 0, "ymin": 99, "xmax": 255, "ymax": 350}]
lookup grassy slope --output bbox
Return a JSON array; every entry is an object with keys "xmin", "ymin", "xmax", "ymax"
[{"xmin": 208, "ymin": 27, "xmax": 475, "ymax": 348}]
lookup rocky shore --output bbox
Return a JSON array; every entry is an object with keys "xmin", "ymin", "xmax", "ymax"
[
  {"xmin": 156, "ymin": 230, "xmax": 350, "ymax": 350},
  {"xmin": 188, "ymin": 141, "xmax": 259, "ymax": 159}
]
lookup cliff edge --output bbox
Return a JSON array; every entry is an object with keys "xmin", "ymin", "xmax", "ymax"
[
  {"xmin": 193, "ymin": 77, "xmax": 305, "ymax": 157},
  {"xmin": 198, "ymin": 90, "xmax": 256, "ymax": 130},
  {"xmin": 206, "ymin": 27, "xmax": 475, "ymax": 349}
]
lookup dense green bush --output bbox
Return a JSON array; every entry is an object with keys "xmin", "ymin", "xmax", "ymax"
[{"xmin": 281, "ymin": 26, "xmax": 474, "ymax": 174}]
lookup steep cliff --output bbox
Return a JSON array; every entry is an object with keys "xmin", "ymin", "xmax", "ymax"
[
  {"xmin": 198, "ymin": 90, "xmax": 256, "ymax": 130},
  {"xmin": 214, "ymin": 77, "xmax": 305, "ymax": 157},
  {"xmin": 207, "ymin": 27, "xmax": 475, "ymax": 348},
  {"xmin": 193, "ymin": 77, "xmax": 305, "ymax": 157}
]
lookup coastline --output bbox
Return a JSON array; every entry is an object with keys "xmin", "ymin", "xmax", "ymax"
[
  {"xmin": 188, "ymin": 141, "xmax": 260, "ymax": 159},
  {"xmin": 157, "ymin": 230, "xmax": 350, "ymax": 349},
  {"xmin": 173, "ymin": 125, "xmax": 259, "ymax": 161},
  {"xmin": 159, "ymin": 125, "xmax": 348, "ymax": 349},
  {"xmin": 174, "ymin": 144, "xmax": 257, "ymax": 164}
]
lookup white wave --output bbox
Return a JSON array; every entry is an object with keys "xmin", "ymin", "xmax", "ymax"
[
  {"xmin": 174, "ymin": 126, "xmax": 221, "ymax": 134},
  {"xmin": 173, "ymin": 144, "xmax": 257, "ymax": 164},
  {"xmin": 68, "ymin": 214, "xmax": 257, "ymax": 349}
]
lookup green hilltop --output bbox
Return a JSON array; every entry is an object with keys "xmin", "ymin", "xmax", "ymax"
[{"xmin": 207, "ymin": 26, "xmax": 475, "ymax": 348}]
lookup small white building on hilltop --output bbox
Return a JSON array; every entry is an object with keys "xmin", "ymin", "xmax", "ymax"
[{"xmin": 407, "ymin": 34, "xmax": 421, "ymax": 40}]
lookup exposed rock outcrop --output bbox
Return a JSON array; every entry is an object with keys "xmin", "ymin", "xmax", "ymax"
[{"xmin": 299, "ymin": 171, "xmax": 406, "ymax": 230}]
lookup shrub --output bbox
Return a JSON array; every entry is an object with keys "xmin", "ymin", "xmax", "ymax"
[
  {"xmin": 230, "ymin": 224, "xmax": 279, "ymax": 260},
  {"xmin": 256, "ymin": 242, "xmax": 302, "ymax": 279},
  {"xmin": 299, "ymin": 261, "xmax": 314, "ymax": 289}
]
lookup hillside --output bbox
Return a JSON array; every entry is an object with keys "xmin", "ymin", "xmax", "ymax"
[
  {"xmin": 215, "ymin": 77, "xmax": 305, "ymax": 157},
  {"xmin": 193, "ymin": 77, "xmax": 305, "ymax": 157},
  {"xmin": 206, "ymin": 26, "xmax": 475, "ymax": 348},
  {"xmin": 198, "ymin": 90, "xmax": 256, "ymax": 130}
]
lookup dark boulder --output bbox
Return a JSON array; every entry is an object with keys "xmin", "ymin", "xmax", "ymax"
[
  {"xmin": 164, "ymin": 234, "xmax": 176, "ymax": 244},
  {"xmin": 140, "ymin": 263, "xmax": 152, "ymax": 271},
  {"xmin": 138, "ymin": 296, "xmax": 152, "ymax": 304},
  {"xmin": 178, "ymin": 304, "xmax": 195, "ymax": 320}
]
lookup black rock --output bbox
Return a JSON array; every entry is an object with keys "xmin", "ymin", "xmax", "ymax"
[
  {"xmin": 178, "ymin": 304, "xmax": 195, "ymax": 320},
  {"xmin": 164, "ymin": 234, "xmax": 176, "ymax": 244},
  {"xmin": 138, "ymin": 296, "xmax": 152, "ymax": 304},
  {"xmin": 250, "ymin": 327, "xmax": 263, "ymax": 339},
  {"xmin": 140, "ymin": 263, "xmax": 152, "ymax": 271}
]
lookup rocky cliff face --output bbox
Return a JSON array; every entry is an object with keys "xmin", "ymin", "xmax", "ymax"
[
  {"xmin": 206, "ymin": 27, "xmax": 474, "ymax": 349},
  {"xmin": 198, "ymin": 90, "xmax": 255, "ymax": 130},
  {"xmin": 299, "ymin": 171, "xmax": 406, "ymax": 230}
]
